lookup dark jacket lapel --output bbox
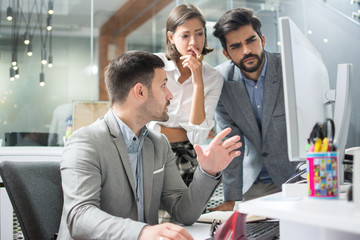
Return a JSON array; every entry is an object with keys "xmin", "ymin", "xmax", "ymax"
[
  {"xmin": 227, "ymin": 64, "xmax": 262, "ymax": 149},
  {"xmin": 261, "ymin": 52, "xmax": 282, "ymax": 141}
]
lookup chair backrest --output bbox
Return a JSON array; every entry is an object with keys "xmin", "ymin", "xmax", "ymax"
[{"xmin": 0, "ymin": 161, "xmax": 63, "ymax": 240}]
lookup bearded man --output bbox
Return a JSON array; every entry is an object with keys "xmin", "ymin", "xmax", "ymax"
[{"xmin": 210, "ymin": 8, "xmax": 297, "ymax": 211}]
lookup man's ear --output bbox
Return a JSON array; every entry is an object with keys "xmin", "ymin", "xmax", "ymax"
[
  {"xmin": 261, "ymin": 35, "xmax": 266, "ymax": 48},
  {"xmin": 222, "ymin": 49, "xmax": 231, "ymax": 60},
  {"xmin": 133, "ymin": 83, "xmax": 148, "ymax": 102}
]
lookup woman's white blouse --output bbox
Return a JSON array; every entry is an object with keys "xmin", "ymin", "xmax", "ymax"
[{"xmin": 147, "ymin": 53, "xmax": 224, "ymax": 145}]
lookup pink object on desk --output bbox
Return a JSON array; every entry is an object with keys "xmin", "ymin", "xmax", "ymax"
[
  {"xmin": 213, "ymin": 211, "xmax": 248, "ymax": 240},
  {"xmin": 307, "ymin": 152, "xmax": 339, "ymax": 199}
]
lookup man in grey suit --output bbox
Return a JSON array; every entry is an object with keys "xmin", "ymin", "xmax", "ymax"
[
  {"xmin": 210, "ymin": 8, "xmax": 297, "ymax": 211},
  {"xmin": 57, "ymin": 50, "xmax": 241, "ymax": 240}
]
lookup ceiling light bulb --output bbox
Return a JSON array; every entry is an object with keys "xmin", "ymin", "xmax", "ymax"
[
  {"xmin": 48, "ymin": 0, "xmax": 54, "ymax": 15},
  {"xmin": 27, "ymin": 44, "xmax": 33, "ymax": 56},
  {"xmin": 15, "ymin": 69, "xmax": 20, "ymax": 79},
  {"xmin": 41, "ymin": 48, "xmax": 47, "ymax": 64},
  {"xmin": 40, "ymin": 72, "xmax": 45, "ymax": 86},
  {"xmin": 47, "ymin": 15, "xmax": 52, "ymax": 31},
  {"xmin": 6, "ymin": 7, "xmax": 13, "ymax": 21},
  {"xmin": 11, "ymin": 53, "xmax": 17, "ymax": 66},
  {"xmin": 48, "ymin": 56, "xmax": 53, "ymax": 68},
  {"xmin": 24, "ymin": 31, "xmax": 30, "ymax": 45}
]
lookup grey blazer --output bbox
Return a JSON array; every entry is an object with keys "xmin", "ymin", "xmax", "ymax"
[
  {"xmin": 57, "ymin": 110, "xmax": 220, "ymax": 240},
  {"xmin": 215, "ymin": 51, "xmax": 297, "ymax": 201}
]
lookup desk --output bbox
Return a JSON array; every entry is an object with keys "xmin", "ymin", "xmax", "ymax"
[
  {"xmin": 0, "ymin": 147, "xmax": 62, "ymax": 239},
  {"xmin": 184, "ymin": 222, "xmax": 211, "ymax": 240},
  {"xmin": 238, "ymin": 192, "xmax": 360, "ymax": 240}
]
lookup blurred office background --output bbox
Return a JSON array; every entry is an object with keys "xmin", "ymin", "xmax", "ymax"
[{"xmin": 0, "ymin": 0, "xmax": 359, "ymax": 148}]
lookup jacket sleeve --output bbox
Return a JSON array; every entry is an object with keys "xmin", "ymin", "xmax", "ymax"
[{"xmin": 60, "ymin": 128, "xmax": 147, "ymax": 240}]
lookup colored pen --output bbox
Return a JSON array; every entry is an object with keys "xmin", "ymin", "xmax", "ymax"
[
  {"xmin": 320, "ymin": 137, "xmax": 329, "ymax": 152},
  {"xmin": 308, "ymin": 144, "xmax": 315, "ymax": 152},
  {"xmin": 314, "ymin": 138, "xmax": 322, "ymax": 152}
]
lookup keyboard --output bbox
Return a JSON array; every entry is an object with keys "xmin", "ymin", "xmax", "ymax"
[{"xmin": 246, "ymin": 221, "xmax": 280, "ymax": 240}]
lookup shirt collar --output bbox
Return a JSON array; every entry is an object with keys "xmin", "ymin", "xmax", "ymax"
[
  {"xmin": 162, "ymin": 56, "xmax": 177, "ymax": 72},
  {"xmin": 111, "ymin": 109, "xmax": 148, "ymax": 150}
]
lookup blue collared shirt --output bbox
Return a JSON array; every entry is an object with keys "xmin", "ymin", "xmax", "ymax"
[
  {"xmin": 239, "ymin": 55, "xmax": 272, "ymax": 184},
  {"xmin": 241, "ymin": 55, "xmax": 267, "ymax": 130},
  {"xmin": 112, "ymin": 110, "xmax": 148, "ymax": 222}
]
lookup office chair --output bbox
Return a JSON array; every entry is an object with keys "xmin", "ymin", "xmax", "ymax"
[{"xmin": 0, "ymin": 161, "xmax": 63, "ymax": 240}]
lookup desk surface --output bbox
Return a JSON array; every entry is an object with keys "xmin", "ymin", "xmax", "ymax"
[
  {"xmin": 184, "ymin": 222, "xmax": 211, "ymax": 240},
  {"xmin": 238, "ymin": 192, "xmax": 360, "ymax": 235}
]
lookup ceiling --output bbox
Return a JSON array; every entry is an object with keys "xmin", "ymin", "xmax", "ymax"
[
  {"xmin": 0, "ymin": 0, "xmax": 128, "ymax": 37},
  {"xmin": 0, "ymin": 0, "xmax": 270, "ymax": 38}
]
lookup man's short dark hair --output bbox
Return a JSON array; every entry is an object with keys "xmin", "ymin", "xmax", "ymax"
[
  {"xmin": 213, "ymin": 8, "xmax": 262, "ymax": 51},
  {"xmin": 104, "ymin": 50, "xmax": 165, "ymax": 105}
]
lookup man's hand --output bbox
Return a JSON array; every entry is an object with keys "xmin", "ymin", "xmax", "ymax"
[
  {"xmin": 139, "ymin": 223, "xmax": 194, "ymax": 240},
  {"xmin": 209, "ymin": 200, "xmax": 235, "ymax": 212},
  {"xmin": 193, "ymin": 128, "xmax": 241, "ymax": 176}
]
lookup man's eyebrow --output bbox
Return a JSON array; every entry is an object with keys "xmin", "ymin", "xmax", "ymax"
[
  {"xmin": 229, "ymin": 42, "xmax": 241, "ymax": 48},
  {"xmin": 246, "ymin": 35, "xmax": 257, "ymax": 41},
  {"xmin": 229, "ymin": 35, "xmax": 257, "ymax": 48}
]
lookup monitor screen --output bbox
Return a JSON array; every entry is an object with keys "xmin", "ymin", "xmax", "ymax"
[
  {"xmin": 279, "ymin": 17, "xmax": 352, "ymax": 184},
  {"xmin": 279, "ymin": 16, "xmax": 332, "ymax": 162}
]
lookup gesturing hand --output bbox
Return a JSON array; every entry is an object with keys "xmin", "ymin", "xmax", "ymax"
[{"xmin": 193, "ymin": 128, "xmax": 241, "ymax": 176}]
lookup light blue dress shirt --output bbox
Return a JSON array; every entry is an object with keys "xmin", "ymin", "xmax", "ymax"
[
  {"xmin": 112, "ymin": 110, "xmax": 148, "ymax": 222},
  {"xmin": 239, "ymin": 55, "xmax": 272, "ymax": 184}
]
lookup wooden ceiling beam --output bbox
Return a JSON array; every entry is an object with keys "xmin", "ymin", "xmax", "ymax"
[
  {"xmin": 100, "ymin": 0, "xmax": 172, "ymax": 37},
  {"xmin": 98, "ymin": 0, "xmax": 172, "ymax": 101}
]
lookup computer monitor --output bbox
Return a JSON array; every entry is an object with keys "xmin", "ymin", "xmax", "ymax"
[{"xmin": 279, "ymin": 17, "xmax": 352, "ymax": 183}]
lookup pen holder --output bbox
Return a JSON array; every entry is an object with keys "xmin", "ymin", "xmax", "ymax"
[{"xmin": 306, "ymin": 152, "xmax": 339, "ymax": 199}]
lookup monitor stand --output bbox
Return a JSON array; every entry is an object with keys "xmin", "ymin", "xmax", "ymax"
[{"xmin": 333, "ymin": 63, "xmax": 352, "ymax": 184}]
